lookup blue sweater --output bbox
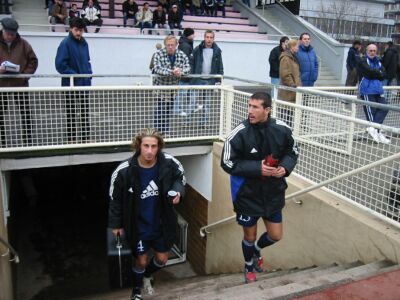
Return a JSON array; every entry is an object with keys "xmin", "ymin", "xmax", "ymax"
[
  {"xmin": 296, "ymin": 44, "xmax": 318, "ymax": 87},
  {"xmin": 55, "ymin": 33, "xmax": 92, "ymax": 87}
]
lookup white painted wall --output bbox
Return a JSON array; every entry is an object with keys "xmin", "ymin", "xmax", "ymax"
[
  {"xmin": 20, "ymin": 32, "xmax": 277, "ymax": 87},
  {"xmin": 179, "ymin": 153, "xmax": 213, "ymax": 201}
]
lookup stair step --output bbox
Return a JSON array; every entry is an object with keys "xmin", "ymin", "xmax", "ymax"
[
  {"xmin": 149, "ymin": 268, "xmax": 306, "ymax": 299},
  {"xmin": 183, "ymin": 263, "xmax": 363, "ymax": 300},
  {"xmin": 233, "ymin": 260, "xmax": 396, "ymax": 299}
]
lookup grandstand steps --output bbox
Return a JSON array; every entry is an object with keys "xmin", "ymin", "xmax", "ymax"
[
  {"xmin": 255, "ymin": 5, "xmax": 343, "ymax": 86},
  {"xmin": 70, "ymin": 260, "xmax": 400, "ymax": 300},
  {"xmin": 12, "ymin": 0, "xmax": 50, "ymax": 30},
  {"xmin": 256, "ymin": 6, "xmax": 296, "ymax": 36}
]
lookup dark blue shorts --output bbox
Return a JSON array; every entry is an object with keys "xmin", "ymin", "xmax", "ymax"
[
  {"xmin": 135, "ymin": 235, "xmax": 170, "ymax": 256},
  {"xmin": 236, "ymin": 211, "xmax": 282, "ymax": 227}
]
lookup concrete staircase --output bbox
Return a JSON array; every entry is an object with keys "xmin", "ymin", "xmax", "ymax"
[
  {"xmin": 72, "ymin": 260, "xmax": 400, "ymax": 300},
  {"xmin": 255, "ymin": 6, "xmax": 342, "ymax": 87},
  {"xmin": 257, "ymin": 6, "xmax": 296, "ymax": 37}
]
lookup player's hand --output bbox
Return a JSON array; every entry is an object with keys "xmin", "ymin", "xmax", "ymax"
[
  {"xmin": 112, "ymin": 228, "xmax": 124, "ymax": 236},
  {"xmin": 261, "ymin": 161, "xmax": 276, "ymax": 177},
  {"xmin": 0, "ymin": 66, "xmax": 6, "ymax": 74},
  {"xmin": 271, "ymin": 166, "xmax": 286, "ymax": 178},
  {"xmin": 172, "ymin": 192, "xmax": 180, "ymax": 205}
]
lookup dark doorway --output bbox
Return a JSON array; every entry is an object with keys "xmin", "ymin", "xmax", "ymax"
[{"xmin": 8, "ymin": 162, "xmax": 119, "ymax": 300}]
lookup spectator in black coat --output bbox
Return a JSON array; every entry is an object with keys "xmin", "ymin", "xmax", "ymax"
[
  {"xmin": 122, "ymin": 0, "xmax": 139, "ymax": 27},
  {"xmin": 168, "ymin": 4, "xmax": 182, "ymax": 35},
  {"xmin": 152, "ymin": 3, "xmax": 168, "ymax": 34},
  {"xmin": 381, "ymin": 41, "xmax": 398, "ymax": 86},
  {"xmin": 345, "ymin": 40, "xmax": 362, "ymax": 86},
  {"xmin": 268, "ymin": 36, "xmax": 289, "ymax": 86}
]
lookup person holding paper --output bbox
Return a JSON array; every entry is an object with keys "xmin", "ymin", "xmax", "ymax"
[{"xmin": 0, "ymin": 18, "xmax": 38, "ymax": 146}]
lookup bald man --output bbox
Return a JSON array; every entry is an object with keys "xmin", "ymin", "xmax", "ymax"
[{"xmin": 357, "ymin": 43, "xmax": 390, "ymax": 144}]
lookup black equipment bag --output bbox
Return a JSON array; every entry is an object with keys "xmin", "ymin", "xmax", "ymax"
[{"xmin": 107, "ymin": 228, "xmax": 133, "ymax": 289}]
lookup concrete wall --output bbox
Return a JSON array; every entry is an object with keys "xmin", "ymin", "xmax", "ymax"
[
  {"xmin": 20, "ymin": 32, "xmax": 277, "ymax": 87},
  {"xmin": 206, "ymin": 142, "xmax": 400, "ymax": 274},
  {"xmin": 179, "ymin": 153, "xmax": 213, "ymax": 201},
  {"xmin": 0, "ymin": 171, "xmax": 13, "ymax": 300}
]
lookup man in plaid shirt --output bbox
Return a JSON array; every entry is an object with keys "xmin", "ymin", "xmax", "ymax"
[{"xmin": 152, "ymin": 35, "xmax": 190, "ymax": 133}]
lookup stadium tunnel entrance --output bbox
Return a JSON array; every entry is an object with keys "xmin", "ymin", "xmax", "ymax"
[
  {"xmin": 8, "ymin": 163, "xmax": 116, "ymax": 300},
  {"xmin": 2, "ymin": 145, "xmax": 212, "ymax": 300}
]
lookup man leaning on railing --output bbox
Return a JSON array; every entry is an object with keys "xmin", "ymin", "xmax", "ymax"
[
  {"xmin": 152, "ymin": 35, "xmax": 190, "ymax": 135},
  {"xmin": 0, "ymin": 18, "xmax": 38, "ymax": 146}
]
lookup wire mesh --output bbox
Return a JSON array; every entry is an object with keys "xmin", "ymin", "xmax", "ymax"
[
  {"xmin": 0, "ymin": 86, "xmax": 221, "ymax": 149},
  {"xmin": 305, "ymin": 86, "xmax": 400, "ymax": 128}
]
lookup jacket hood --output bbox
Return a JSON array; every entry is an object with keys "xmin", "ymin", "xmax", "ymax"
[
  {"xmin": 280, "ymin": 50, "xmax": 299, "ymax": 63},
  {"xmin": 179, "ymin": 36, "xmax": 193, "ymax": 46}
]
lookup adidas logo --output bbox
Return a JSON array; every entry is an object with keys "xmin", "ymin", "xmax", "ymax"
[
  {"xmin": 250, "ymin": 148, "xmax": 258, "ymax": 153},
  {"xmin": 141, "ymin": 180, "xmax": 159, "ymax": 199}
]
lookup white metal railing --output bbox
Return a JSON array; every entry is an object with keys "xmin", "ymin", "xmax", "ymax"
[
  {"xmin": 0, "ymin": 84, "xmax": 224, "ymax": 151},
  {"xmin": 200, "ymin": 150, "xmax": 400, "ymax": 236},
  {"xmin": 216, "ymin": 86, "xmax": 400, "ymax": 232},
  {"xmin": 0, "ymin": 78, "xmax": 399, "ymax": 229}
]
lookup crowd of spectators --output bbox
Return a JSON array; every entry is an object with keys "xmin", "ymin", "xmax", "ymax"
[
  {"xmin": 46, "ymin": 0, "xmax": 228, "ymax": 35},
  {"xmin": 269, "ymin": 33, "xmax": 395, "ymax": 144},
  {"xmin": 48, "ymin": 0, "xmax": 103, "ymax": 33}
]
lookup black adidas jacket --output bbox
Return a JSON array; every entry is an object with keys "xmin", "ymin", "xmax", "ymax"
[
  {"xmin": 108, "ymin": 152, "xmax": 186, "ymax": 251},
  {"xmin": 221, "ymin": 118, "xmax": 298, "ymax": 217}
]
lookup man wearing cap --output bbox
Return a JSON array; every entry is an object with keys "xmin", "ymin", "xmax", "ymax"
[
  {"xmin": 55, "ymin": 17, "xmax": 92, "ymax": 143},
  {"xmin": 0, "ymin": 17, "xmax": 38, "ymax": 146}
]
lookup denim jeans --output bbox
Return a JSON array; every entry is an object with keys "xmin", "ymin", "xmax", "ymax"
[
  {"xmin": 174, "ymin": 81, "xmax": 196, "ymax": 115},
  {"xmin": 270, "ymin": 77, "xmax": 279, "ymax": 99},
  {"xmin": 154, "ymin": 97, "xmax": 173, "ymax": 134},
  {"xmin": 123, "ymin": 13, "xmax": 136, "ymax": 27},
  {"xmin": 193, "ymin": 79, "xmax": 214, "ymax": 126}
]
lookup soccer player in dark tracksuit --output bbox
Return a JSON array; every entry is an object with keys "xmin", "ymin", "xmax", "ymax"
[
  {"xmin": 221, "ymin": 92, "xmax": 298, "ymax": 283},
  {"xmin": 108, "ymin": 128, "xmax": 186, "ymax": 300}
]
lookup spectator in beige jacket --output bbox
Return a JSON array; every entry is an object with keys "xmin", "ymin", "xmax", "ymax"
[{"xmin": 278, "ymin": 39, "xmax": 301, "ymax": 127}]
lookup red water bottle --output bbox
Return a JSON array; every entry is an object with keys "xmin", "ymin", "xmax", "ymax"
[{"xmin": 264, "ymin": 154, "xmax": 278, "ymax": 167}]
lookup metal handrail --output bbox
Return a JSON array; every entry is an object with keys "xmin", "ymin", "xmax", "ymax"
[
  {"xmin": 274, "ymin": 1, "xmax": 341, "ymax": 56},
  {"xmin": 200, "ymin": 151, "xmax": 400, "ymax": 237},
  {"xmin": 223, "ymin": 75, "xmax": 400, "ymax": 112},
  {"xmin": 0, "ymin": 236, "xmax": 19, "ymax": 263}
]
